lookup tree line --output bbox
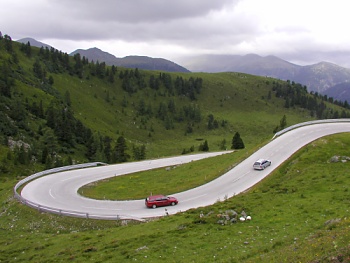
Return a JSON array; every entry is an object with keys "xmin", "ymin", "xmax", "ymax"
[{"xmin": 272, "ymin": 80, "xmax": 350, "ymax": 119}]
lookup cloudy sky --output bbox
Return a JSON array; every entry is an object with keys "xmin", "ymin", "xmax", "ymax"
[{"xmin": 1, "ymin": 0, "xmax": 350, "ymax": 67}]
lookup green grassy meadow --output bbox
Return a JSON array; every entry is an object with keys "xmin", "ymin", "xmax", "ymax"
[
  {"xmin": 2, "ymin": 133, "xmax": 350, "ymax": 262},
  {"xmin": 51, "ymin": 70, "xmax": 313, "ymax": 158}
]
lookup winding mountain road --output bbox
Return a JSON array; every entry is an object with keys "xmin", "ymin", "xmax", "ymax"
[{"xmin": 20, "ymin": 122, "xmax": 350, "ymax": 220}]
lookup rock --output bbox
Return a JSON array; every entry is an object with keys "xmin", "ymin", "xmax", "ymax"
[{"xmin": 330, "ymin": 156, "xmax": 339, "ymax": 163}]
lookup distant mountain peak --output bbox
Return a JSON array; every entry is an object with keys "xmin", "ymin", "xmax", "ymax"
[
  {"xmin": 16, "ymin": 37, "xmax": 52, "ymax": 49},
  {"xmin": 72, "ymin": 47, "xmax": 118, "ymax": 60},
  {"xmin": 70, "ymin": 47, "xmax": 190, "ymax": 72},
  {"xmin": 178, "ymin": 54, "xmax": 350, "ymax": 93},
  {"xmin": 244, "ymin": 53, "xmax": 260, "ymax": 57}
]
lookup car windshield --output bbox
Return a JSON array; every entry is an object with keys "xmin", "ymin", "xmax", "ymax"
[{"xmin": 254, "ymin": 162, "xmax": 261, "ymax": 165}]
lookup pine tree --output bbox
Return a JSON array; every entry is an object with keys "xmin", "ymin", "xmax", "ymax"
[
  {"xmin": 279, "ymin": 115, "xmax": 287, "ymax": 130},
  {"xmin": 103, "ymin": 136, "xmax": 112, "ymax": 163},
  {"xmin": 231, "ymin": 132, "xmax": 245, "ymax": 149},
  {"xmin": 113, "ymin": 136, "xmax": 129, "ymax": 163},
  {"xmin": 199, "ymin": 140, "xmax": 209, "ymax": 151}
]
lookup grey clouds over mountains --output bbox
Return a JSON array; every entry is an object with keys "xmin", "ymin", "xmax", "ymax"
[{"xmin": 3, "ymin": 0, "xmax": 350, "ymax": 68}]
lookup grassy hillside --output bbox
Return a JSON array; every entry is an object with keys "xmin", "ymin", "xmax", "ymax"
[
  {"xmin": 2, "ymin": 33, "xmax": 349, "ymax": 176},
  {"xmin": 1, "ymin": 133, "xmax": 350, "ymax": 262}
]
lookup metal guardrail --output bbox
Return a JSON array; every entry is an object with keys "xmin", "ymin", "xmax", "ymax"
[
  {"xmin": 14, "ymin": 162, "xmax": 146, "ymax": 222},
  {"xmin": 20, "ymin": 198, "xmax": 145, "ymax": 221},
  {"xmin": 14, "ymin": 162, "xmax": 106, "ymax": 200},
  {"xmin": 272, "ymin": 118, "xmax": 350, "ymax": 139}
]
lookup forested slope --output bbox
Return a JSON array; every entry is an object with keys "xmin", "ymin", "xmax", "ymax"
[{"xmin": 1, "ymin": 31, "xmax": 349, "ymax": 178}]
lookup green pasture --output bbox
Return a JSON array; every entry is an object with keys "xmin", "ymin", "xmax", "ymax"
[{"xmin": 1, "ymin": 133, "xmax": 350, "ymax": 262}]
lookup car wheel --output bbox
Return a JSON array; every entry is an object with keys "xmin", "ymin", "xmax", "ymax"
[
  {"xmin": 171, "ymin": 202, "xmax": 176, "ymax": 206},
  {"xmin": 152, "ymin": 204, "xmax": 157, "ymax": 209}
]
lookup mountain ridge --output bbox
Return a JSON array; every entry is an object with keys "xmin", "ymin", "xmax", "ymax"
[
  {"xmin": 17, "ymin": 39, "xmax": 190, "ymax": 73},
  {"xmin": 17, "ymin": 38, "xmax": 350, "ymax": 99},
  {"xmin": 16, "ymin": 37, "xmax": 53, "ymax": 49},
  {"xmin": 70, "ymin": 47, "xmax": 190, "ymax": 73},
  {"xmin": 178, "ymin": 54, "xmax": 350, "ymax": 95}
]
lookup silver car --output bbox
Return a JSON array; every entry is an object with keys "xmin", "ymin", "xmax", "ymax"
[{"xmin": 253, "ymin": 159, "xmax": 271, "ymax": 170}]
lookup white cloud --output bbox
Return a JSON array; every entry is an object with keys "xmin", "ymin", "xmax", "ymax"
[{"xmin": 1, "ymin": 0, "xmax": 350, "ymax": 67}]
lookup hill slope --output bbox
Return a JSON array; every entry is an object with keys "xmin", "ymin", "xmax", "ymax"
[{"xmin": 2, "ymin": 33, "xmax": 350, "ymax": 176}]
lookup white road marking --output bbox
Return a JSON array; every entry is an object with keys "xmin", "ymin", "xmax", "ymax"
[
  {"xmin": 49, "ymin": 189, "xmax": 55, "ymax": 199},
  {"xmin": 233, "ymin": 171, "xmax": 250, "ymax": 183}
]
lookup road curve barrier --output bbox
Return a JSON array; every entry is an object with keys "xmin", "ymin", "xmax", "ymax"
[
  {"xmin": 13, "ymin": 162, "xmax": 146, "ymax": 221},
  {"xmin": 272, "ymin": 118, "xmax": 350, "ymax": 139}
]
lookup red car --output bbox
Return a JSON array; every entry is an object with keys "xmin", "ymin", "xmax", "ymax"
[{"xmin": 145, "ymin": 195, "xmax": 178, "ymax": 208}]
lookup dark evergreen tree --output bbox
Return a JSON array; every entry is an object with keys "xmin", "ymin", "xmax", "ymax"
[
  {"xmin": 45, "ymin": 154, "xmax": 53, "ymax": 169},
  {"xmin": 207, "ymin": 114, "xmax": 214, "ymax": 130},
  {"xmin": 108, "ymin": 69, "xmax": 115, "ymax": 83},
  {"xmin": 33, "ymin": 59, "xmax": 45, "ymax": 80},
  {"xmin": 280, "ymin": 115, "xmax": 287, "ymax": 130},
  {"xmin": 41, "ymin": 146, "xmax": 49, "ymax": 164},
  {"xmin": 111, "ymin": 65, "xmax": 117, "ymax": 74},
  {"xmin": 132, "ymin": 144, "xmax": 146, "ymax": 160},
  {"xmin": 48, "ymin": 75, "xmax": 54, "ymax": 85},
  {"xmin": 137, "ymin": 99, "xmax": 147, "ymax": 116},
  {"xmin": 150, "ymin": 74, "xmax": 160, "ymax": 90},
  {"xmin": 167, "ymin": 99, "xmax": 176, "ymax": 114},
  {"xmin": 65, "ymin": 156, "xmax": 73, "ymax": 166},
  {"xmin": 41, "ymin": 128, "xmax": 58, "ymax": 157},
  {"xmin": 0, "ymin": 111, "xmax": 18, "ymax": 136},
  {"xmin": 103, "ymin": 136, "xmax": 112, "ymax": 163},
  {"xmin": 73, "ymin": 53, "xmax": 83, "ymax": 78},
  {"xmin": 15, "ymin": 145, "xmax": 29, "ymax": 165},
  {"xmin": 20, "ymin": 41, "xmax": 32, "ymax": 57},
  {"xmin": 85, "ymin": 134, "xmax": 100, "ymax": 161},
  {"xmin": 0, "ymin": 61, "xmax": 14, "ymax": 97},
  {"xmin": 112, "ymin": 136, "xmax": 129, "ymax": 163},
  {"xmin": 3, "ymin": 34, "xmax": 12, "ymax": 52},
  {"xmin": 157, "ymin": 102, "xmax": 168, "ymax": 120},
  {"xmin": 231, "ymin": 132, "xmax": 245, "ymax": 149},
  {"xmin": 199, "ymin": 140, "xmax": 209, "ymax": 151}
]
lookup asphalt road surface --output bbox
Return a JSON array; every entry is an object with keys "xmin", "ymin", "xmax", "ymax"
[{"xmin": 21, "ymin": 122, "xmax": 350, "ymax": 219}]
